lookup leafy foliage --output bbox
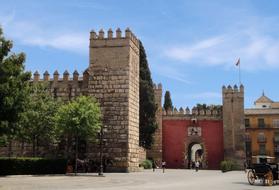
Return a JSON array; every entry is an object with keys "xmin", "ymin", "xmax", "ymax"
[
  {"xmin": 220, "ymin": 160, "xmax": 238, "ymax": 172},
  {"xmin": 196, "ymin": 103, "xmax": 222, "ymax": 111},
  {"xmin": 55, "ymin": 96, "xmax": 101, "ymax": 147},
  {"xmin": 0, "ymin": 27, "xmax": 31, "ymax": 147},
  {"xmin": 163, "ymin": 91, "xmax": 173, "ymax": 111},
  {"xmin": 139, "ymin": 41, "xmax": 157, "ymax": 149},
  {"xmin": 19, "ymin": 82, "xmax": 60, "ymax": 156},
  {"xmin": 140, "ymin": 159, "xmax": 152, "ymax": 169}
]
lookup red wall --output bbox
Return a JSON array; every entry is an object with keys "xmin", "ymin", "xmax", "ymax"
[{"xmin": 162, "ymin": 119, "xmax": 224, "ymax": 169}]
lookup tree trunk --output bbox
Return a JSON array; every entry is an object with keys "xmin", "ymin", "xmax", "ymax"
[
  {"xmin": 21, "ymin": 140, "xmax": 24, "ymax": 156},
  {"xmin": 32, "ymin": 135, "xmax": 36, "ymax": 157},
  {"xmin": 66, "ymin": 136, "xmax": 70, "ymax": 158},
  {"xmin": 8, "ymin": 138, "xmax": 12, "ymax": 157},
  {"xmin": 75, "ymin": 135, "xmax": 78, "ymax": 176},
  {"xmin": 35, "ymin": 137, "xmax": 39, "ymax": 157}
]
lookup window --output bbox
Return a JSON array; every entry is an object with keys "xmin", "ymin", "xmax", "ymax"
[
  {"xmin": 258, "ymin": 132, "xmax": 266, "ymax": 143},
  {"xmin": 258, "ymin": 118, "xmax": 265, "ymax": 128},
  {"xmin": 272, "ymin": 119, "xmax": 279, "ymax": 128},
  {"xmin": 274, "ymin": 132, "xmax": 279, "ymax": 143},
  {"xmin": 275, "ymin": 144, "xmax": 279, "ymax": 153},
  {"xmin": 259, "ymin": 144, "xmax": 266, "ymax": 155},
  {"xmin": 245, "ymin": 119, "xmax": 250, "ymax": 128}
]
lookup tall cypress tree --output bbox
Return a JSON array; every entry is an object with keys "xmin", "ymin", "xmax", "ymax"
[
  {"xmin": 163, "ymin": 91, "xmax": 173, "ymax": 111},
  {"xmin": 139, "ymin": 41, "xmax": 157, "ymax": 149}
]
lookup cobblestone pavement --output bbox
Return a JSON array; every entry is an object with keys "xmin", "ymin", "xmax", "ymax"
[{"xmin": 0, "ymin": 169, "xmax": 278, "ymax": 190}]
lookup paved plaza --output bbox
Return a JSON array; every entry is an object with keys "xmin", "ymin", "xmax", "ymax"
[{"xmin": 0, "ymin": 169, "xmax": 278, "ymax": 190}]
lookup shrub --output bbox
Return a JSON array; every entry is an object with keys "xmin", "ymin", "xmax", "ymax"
[
  {"xmin": 220, "ymin": 160, "xmax": 238, "ymax": 172},
  {"xmin": 0, "ymin": 157, "xmax": 67, "ymax": 175},
  {"xmin": 140, "ymin": 159, "xmax": 152, "ymax": 169}
]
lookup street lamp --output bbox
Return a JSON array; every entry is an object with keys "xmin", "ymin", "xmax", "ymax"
[{"xmin": 98, "ymin": 126, "xmax": 106, "ymax": 176}]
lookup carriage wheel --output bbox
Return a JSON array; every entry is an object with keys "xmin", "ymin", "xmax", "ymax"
[
  {"xmin": 247, "ymin": 170, "xmax": 255, "ymax": 185},
  {"xmin": 265, "ymin": 171, "xmax": 273, "ymax": 186}
]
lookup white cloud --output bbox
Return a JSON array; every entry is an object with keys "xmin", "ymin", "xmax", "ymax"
[
  {"xmin": 21, "ymin": 33, "xmax": 88, "ymax": 53},
  {"xmin": 165, "ymin": 20, "xmax": 279, "ymax": 71},
  {"xmin": 166, "ymin": 36, "xmax": 225, "ymax": 62},
  {"xmin": 152, "ymin": 63, "xmax": 192, "ymax": 84},
  {"xmin": 0, "ymin": 14, "xmax": 88, "ymax": 54}
]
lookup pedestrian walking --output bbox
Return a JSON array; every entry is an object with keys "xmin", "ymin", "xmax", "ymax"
[
  {"xmin": 152, "ymin": 160, "xmax": 157, "ymax": 172},
  {"xmin": 162, "ymin": 160, "xmax": 166, "ymax": 173},
  {"xmin": 243, "ymin": 160, "xmax": 248, "ymax": 173},
  {"xmin": 195, "ymin": 161, "xmax": 200, "ymax": 172}
]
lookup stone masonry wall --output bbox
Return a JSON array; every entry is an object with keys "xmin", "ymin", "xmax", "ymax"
[{"xmin": 88, "ymin": 28, "xmax": 140, "ymax": 172}]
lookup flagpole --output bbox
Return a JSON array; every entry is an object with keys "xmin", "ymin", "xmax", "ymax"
[
  {"xmin": 236, "ymin": 58, "xmax": 241, "ymax": 86},
  {"xmin": 239, "ymin": 59, "xmax": 241, "ymax": 86}
]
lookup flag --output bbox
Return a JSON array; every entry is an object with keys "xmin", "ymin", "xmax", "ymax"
[{"xmin": 235, "ymin": 58, "xmax": 240, "ymax": 66}]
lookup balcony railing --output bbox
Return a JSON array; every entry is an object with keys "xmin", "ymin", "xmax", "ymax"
[{"xmin": 252, "ymin": 150, "xmax": 271, "ymax": 156}]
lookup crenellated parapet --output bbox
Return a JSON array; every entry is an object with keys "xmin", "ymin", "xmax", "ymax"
[
  {"xmin": 31, "ymin": 70, "xmax": 90, "ymax": 100},
  {"xmin": 162, "ymin": 106, "xmax": 222, "ymax": 118},
  {"xmin": 222, "ymin": 84, "xmax": 244, "ymax": 97},
  {"xmin": 90, "ymin": 28, "xmax": 139, "ymax": 49},
  {"xmin": 32, "ymin": 70, "xmax": 88, "ymax": 82}
]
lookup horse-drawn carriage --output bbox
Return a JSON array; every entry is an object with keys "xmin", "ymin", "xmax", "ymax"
[{"xmin": 247, "ymin": 156, "xmax": 279, "ymax": 186}]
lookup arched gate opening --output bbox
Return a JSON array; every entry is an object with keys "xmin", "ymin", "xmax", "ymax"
[{"xmin": 187, "ymin": 142, "xmax": 204, "ymax": 169}]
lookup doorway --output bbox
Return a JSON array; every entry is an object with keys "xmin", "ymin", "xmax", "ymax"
[{"xmin": 187, "ymin": 142, "xmax": 204, "ymax": 168}]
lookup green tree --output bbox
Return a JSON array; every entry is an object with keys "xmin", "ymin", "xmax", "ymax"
[
  {"xmin": 55, "ymin": 96, "xmax": 101, "ymax": 174},
  {"xmin": 139, "ymin": 41, "xmax": 157, "ymax": 149},
  {"xmin": 163, "ymin": 91, "xmax": 173, "ymax": 111},
  {"xmin": 196, "ymin": 103, "xmax": 208, "ymax": 110},
  {"xmin": 0, "ymin": 27, "xmax": 31, "ymax": 154},
  {"xmin": 19, "ymin": 82, "xmax": 60, "ymax": 156}
]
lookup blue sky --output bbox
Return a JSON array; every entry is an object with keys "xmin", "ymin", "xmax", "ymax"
[{"xmin": 1, "ymin": 0, "xmax": 279, "ymax": 108}]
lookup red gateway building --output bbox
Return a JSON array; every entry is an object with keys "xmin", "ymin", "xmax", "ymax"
[
  {"xmin": 148, "ymin": 84, "xmax": 245, "ymax": 170},
  {"xmin": 162, "ymin": 109, "xmax": 223, "ymax": 169}
]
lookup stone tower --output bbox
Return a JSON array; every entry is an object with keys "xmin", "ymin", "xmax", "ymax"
[
  {"xmin": 88, "ymin": 28, "xmax": 140, "ymax": 172},
  {"xmin": 147, "ymin": 83, "xmax": 163, "ymax": 163},
  {"xmin": 222, "ymin": 84, "xmax": 245, "ymax": 166}
]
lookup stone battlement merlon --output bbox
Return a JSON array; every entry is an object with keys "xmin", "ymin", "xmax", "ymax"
[
  {"xmin": 222, "ymin": 84, "xmax": 244, "ymax": 94},
  {"xmin": 153, "ymin": 83, "xmax": 162, "ymax": 90},
  {"xmin": 32, "ymin": 70, "xmax": 89, "ymax": 82},
  {"xmin": 90, "ymin": 28, "xmax": 139, "ymax": 48}
]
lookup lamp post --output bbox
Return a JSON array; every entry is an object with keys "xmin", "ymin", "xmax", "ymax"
[{"xmin": 98, "ymin": 126, "xmax": 105, "ymax": 176}]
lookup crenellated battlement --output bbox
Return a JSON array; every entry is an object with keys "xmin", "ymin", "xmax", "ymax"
[
  {"xmin": 31, "ymin": 70, "xmax": 89, "ymax": 100},
  {"xmin": 162, "ymin": 106, "xmax": 222, "ymax": 118},
  {"xmin": 32, "ymin": 70, "xmax": 88, "ymax": 82},
  {"xmin": 153, "ymin": 83, "xmax": 162, "ymax": 90},
  {"xmin": 222, "ymin": 84, "xmax": 244, "ymax": 94},
  {"xmin": 90, "ymin": 28, "xmax": 139, "ymax": 47}
]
